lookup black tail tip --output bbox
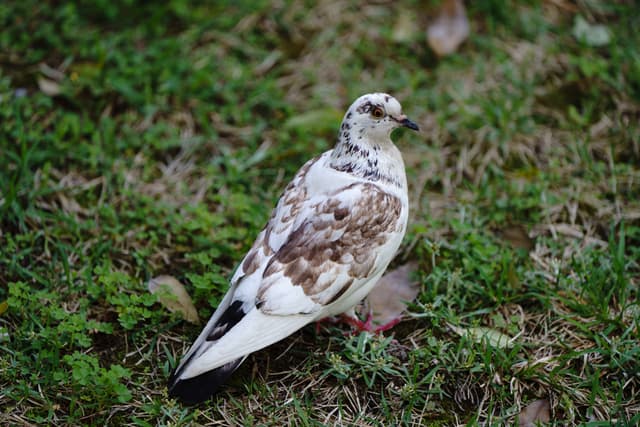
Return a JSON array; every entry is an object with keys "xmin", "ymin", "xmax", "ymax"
[
  {"xmin": 167, "ymin": 359, "xmax": 244, "ymax": 405},
  {"xmin": 168, "ymin": 375, "xmax": 220, "ymax": 405}
]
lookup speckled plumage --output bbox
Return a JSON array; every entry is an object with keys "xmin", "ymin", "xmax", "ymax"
[{"xmin": 168, "ymin": 93, "xmax": 419, "ymax": 404}]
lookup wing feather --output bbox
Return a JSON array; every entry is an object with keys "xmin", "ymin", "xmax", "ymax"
[{"xmin": 256, "ymin": 182, "xmax": 404, "ymax": 315}]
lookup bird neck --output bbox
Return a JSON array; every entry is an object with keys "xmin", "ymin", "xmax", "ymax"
[{"xmin": 328, "ymin": 125, "xmax": 406, "ymax": 190}]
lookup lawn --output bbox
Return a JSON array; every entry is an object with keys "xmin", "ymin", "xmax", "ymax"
[{"xmin": 1, "ymin": 0, "xmax": 639, "ymax": 425}]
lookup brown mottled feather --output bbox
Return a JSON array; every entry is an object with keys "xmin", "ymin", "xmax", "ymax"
[
  {"xmin": 257, "ymin": 183, "xmax": 402, "ymax": 306},
  {"xmin": 240, "ymin": 157, "xmax": 317, "ymax": 277}
]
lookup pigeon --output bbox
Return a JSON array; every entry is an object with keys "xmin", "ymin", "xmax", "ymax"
[{"xmin": 168, "ymin": 93, "xmax": 419, "ymax": 404}]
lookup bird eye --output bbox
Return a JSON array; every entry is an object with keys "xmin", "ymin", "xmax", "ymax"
[{"xmin": 371, "ymin": 107, "xmax": 384, "ymax": 119}]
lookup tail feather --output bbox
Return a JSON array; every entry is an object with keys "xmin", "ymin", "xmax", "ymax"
[
  {"xmin": 178, "ymin": 309, "xmax": 313, "ymax": 380},
  {"xmin": 168, "ymin": 357, "xmax": 245, "ymax": 405},
  {"xmin": 169, "ymin": 296, "xmax": 315, "ymax": 403},
  {"xmin": 168, "ymin": 295, "xmax": 248, "ymax": 403}
]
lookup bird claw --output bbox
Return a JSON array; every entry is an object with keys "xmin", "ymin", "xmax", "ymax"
[
  {"xmin": 315, "ymin": 313, "xmax": 401, "ymax": 335},
  {"xmin": 342, "ymin": 312, "xmax": 401, "ymax": 335},
  {"xmin": 370, "ymin": 317, "xmax": 401, "ymax": 332},
  {"xmin": 341, "ymin": 311, "xmax": 373, "ymax": 333}
]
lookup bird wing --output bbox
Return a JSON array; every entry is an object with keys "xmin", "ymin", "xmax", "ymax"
[{"xmin": 256, "ymin": 181, "xmax": 405, "ymax": 315}]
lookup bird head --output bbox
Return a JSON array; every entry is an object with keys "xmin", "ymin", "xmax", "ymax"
[{"xmin": 342, "ymin": 93, "xmax": 419, "ymax": 143}]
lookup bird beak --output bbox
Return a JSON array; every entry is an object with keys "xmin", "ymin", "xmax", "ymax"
[
  {"xmin": 393, "ymin": 115, "xmax": 420, "ymax": 131},
  {"xmin": 401, "ymin": 117, "xmax": 419, "ymax": 131}
]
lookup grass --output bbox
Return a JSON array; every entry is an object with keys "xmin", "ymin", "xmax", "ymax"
[{"xmin": 1, "ymin": 0, "xmax": 639, "ymax": 425}]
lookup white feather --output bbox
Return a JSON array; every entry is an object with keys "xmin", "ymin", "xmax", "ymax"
[{"xmin": 180, "ymin": 309, "xmax": 313, "ymax": 379}]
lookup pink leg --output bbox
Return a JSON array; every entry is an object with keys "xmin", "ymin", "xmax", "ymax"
[
  {"xmin": 341, "ymin": 311, "xmax": 374, "ymax": 332},
  {"xmin": 341, "ymin": 312, "xmax": 402, "ymax": 334},
  {"xmin": 316, "ymin": 312, "xmax": 402, "ymax": 334},
  {"xmin": 371, "ymin": 317, "xmax": 401, "ymax": 332}
]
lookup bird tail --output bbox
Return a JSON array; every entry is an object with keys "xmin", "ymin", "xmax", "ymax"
[
  {"xmin": 168, "ymin": 356, "xmax": 246, "ymax": 405},
  {"xmin": 168, "ymin": 308, "xmax": 314, "ymax": 403},
  {"xmin": 168, "ymin": 291, "xmax": 315, "ymax": 404},
  {"xmin": 167, "ymin": 290, "xmax": 248, "ymax": 404}
]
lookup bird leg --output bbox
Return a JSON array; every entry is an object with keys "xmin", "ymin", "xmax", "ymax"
[
  {"xmin": 370, "ymin": 317, "xmax": 401, "ymax": 332},
  {"xmin": 343, "ymin": 312, "xmax": 402, "ymax": 333},
  {"xmin": 341, "ymin": 311, "xmax": 374, "ymax": 332},
  {"xmin": 316, "ymin": 309, "xmax": 402, "ymax": 334}
]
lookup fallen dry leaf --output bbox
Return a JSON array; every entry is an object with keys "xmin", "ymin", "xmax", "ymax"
[
  {"xmin": 496, "ymin": 224, "xmax": 535, "ymax": 251},
  {"xmin": 426, "ymin": 0, "xmax": 470, "ymax": 57},
  {"xmin": 572, "ymin": 15, "xmax": 611, "ymax": 47},
  {"xmin": 148, "ymin": 275, "xmax": 200, "ymax": 324},
  {"xmin": 364, "ymin": 262, "xmax": 420, "ymax": 327},
  {"xmin": 37, "ymin": 77, "xmax": 62, "ymax": 96},
  {"xmin": 449, "ymin": 324, "xmax": 515, "ymax": 349},
  {"xmin": 519, "ymin": 399, "xmax": 551, "ymax": 426}
]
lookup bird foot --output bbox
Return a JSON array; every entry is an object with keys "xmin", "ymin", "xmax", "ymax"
[
  {"xmin": 315, "ymin": 313, "xmax": 401, "ymax": 335},
  {"xmin": 341, "ymin": 311, "xmax": 373, "ymax": 332},
  {"xmin": 342, "ymin": 312, "xmax": 401, "ymax": 334}
]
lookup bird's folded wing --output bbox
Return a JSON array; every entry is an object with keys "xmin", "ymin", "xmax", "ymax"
[{"xmin": 256, "ymin": 182, "xmax": 404, "ymax": 315}]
